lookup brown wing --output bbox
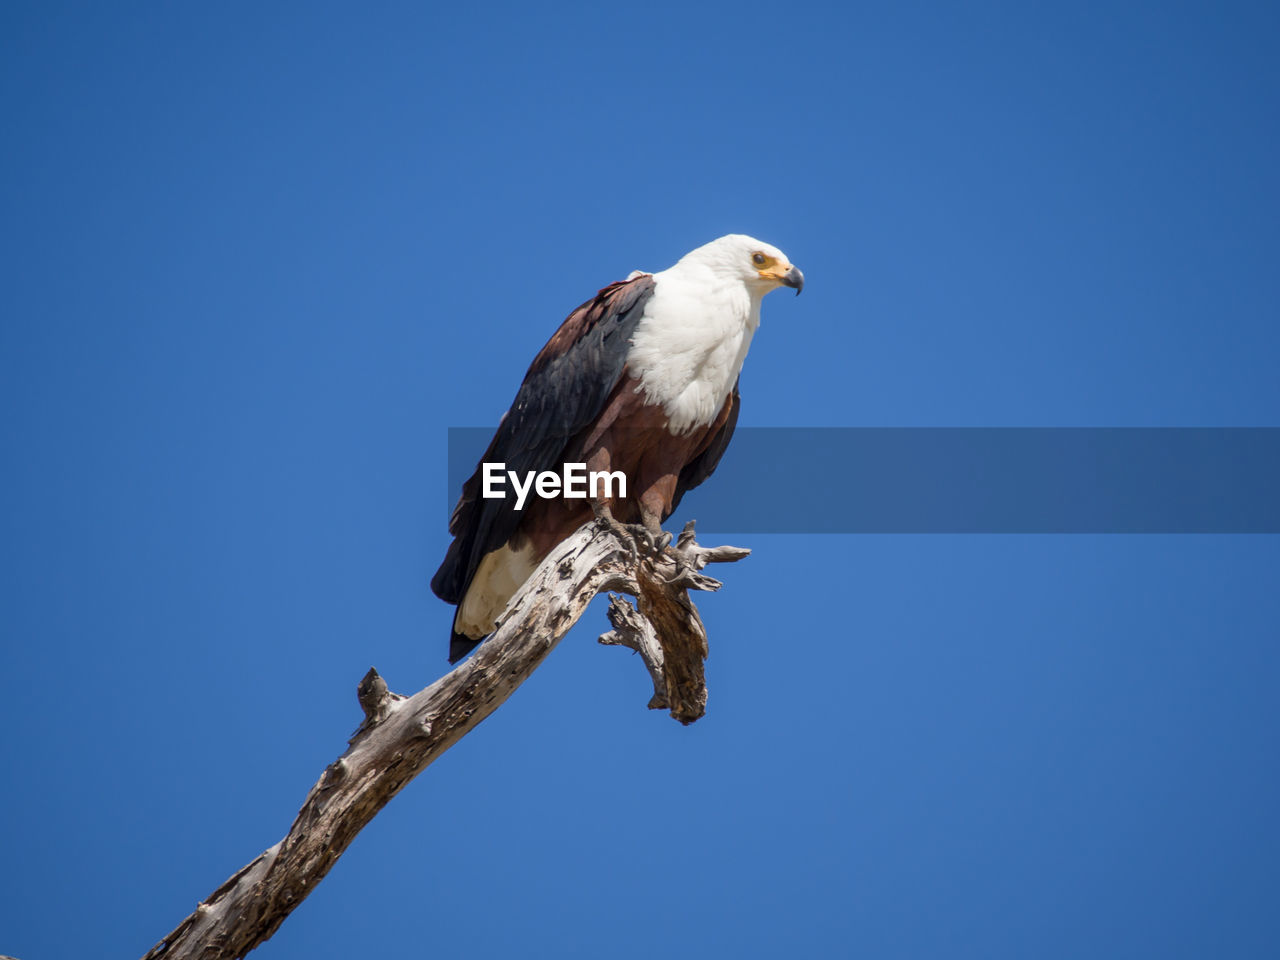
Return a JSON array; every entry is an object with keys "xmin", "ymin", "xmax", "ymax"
[
  {"xmin": 669, "ymin": 381, "xmax": 741, "ymax": 517},
  {"xmin": 431, "ymin": 274, "xmax": 657, "ymax": 606}
]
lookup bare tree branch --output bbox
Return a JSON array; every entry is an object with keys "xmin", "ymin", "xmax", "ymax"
[
  {"xmin": 142, "ymin": 519, "xmax": 748, "ymax": 960},
  {"xmin": 599, "ymin": 593, "xmax": 668, "ymax": 709}
]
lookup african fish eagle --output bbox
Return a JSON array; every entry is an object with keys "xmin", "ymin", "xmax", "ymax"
[{"xmin": 431, "ymin": 234, "xmax": 803, "ymax": 662}]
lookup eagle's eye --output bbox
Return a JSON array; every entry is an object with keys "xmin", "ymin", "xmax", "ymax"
[{"xmin": 752, "ymin": 253, "xmax": 766, "ymax": 265}]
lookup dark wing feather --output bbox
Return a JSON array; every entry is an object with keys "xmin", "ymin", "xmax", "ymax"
[
  {"xmin": 669, "ymin": 381, "xmax": 740, "ymax": 517},
  {"xmin": 431, "ymin": 274, "xmax": 656, "ymax": 605}
]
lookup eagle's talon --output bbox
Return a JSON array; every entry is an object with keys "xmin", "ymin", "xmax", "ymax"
[
  {"xmin": 635, "ymin": 524, "xmax": 677, "ymax": 561},
  {"xmin": 634, "ymin": 525, "xmax": 656, "ymax": 557},
  {"xmin": 597, "ymin": 517, "xmax": 640, "ymax": 563},
  {"xmin": 621, "ymin": 534, "xmax": 640, "ymax": 565},
  {"xmin": 596, "ymin": 514, "xmax": 671, "ymax": 565}
]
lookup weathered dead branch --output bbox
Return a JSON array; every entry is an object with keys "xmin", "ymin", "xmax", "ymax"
[{"xmin": 142, "ymin": 519, "xmax": 748, "ymax": 960}]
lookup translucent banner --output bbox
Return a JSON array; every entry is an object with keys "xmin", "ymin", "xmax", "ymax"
[{"xmin": 445, "ymin": 428, "xmax": 1280, "ymax": 533}]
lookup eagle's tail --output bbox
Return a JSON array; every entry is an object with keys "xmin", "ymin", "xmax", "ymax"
[
  {"xmin": 449, "ymin": 628, "xmax": 483, "ymax": 664},
  {"xmin": 431, "ymin": 538, "xmax": 465, "ymax": 604},
  {"xmin": 435, "ymin": 540, "xmax": 484, "ymax": 662}
]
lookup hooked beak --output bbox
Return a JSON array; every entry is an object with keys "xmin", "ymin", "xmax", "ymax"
[{"xmin": 782, "ymin": 265, "xmax": 805, "ymax": 295}]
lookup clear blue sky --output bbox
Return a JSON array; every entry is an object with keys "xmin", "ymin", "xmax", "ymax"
[{"xmin": 3, "ymin": 2, "xmax": 1278, "ymax": 958}]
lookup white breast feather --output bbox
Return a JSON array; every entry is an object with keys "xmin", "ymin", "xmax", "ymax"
[{"xmin": 627, "ymin": 265, "xmax": 760, "ymax": 435}]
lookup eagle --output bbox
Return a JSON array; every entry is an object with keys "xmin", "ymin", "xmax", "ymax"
[{"xmin": 432, "ymin": 234, "xmax": 803, "ymax": 662}]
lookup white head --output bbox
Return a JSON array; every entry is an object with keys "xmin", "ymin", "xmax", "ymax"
[{"xmin": 675, "ymin": 234, "xmax": 804, "ymax": 296}]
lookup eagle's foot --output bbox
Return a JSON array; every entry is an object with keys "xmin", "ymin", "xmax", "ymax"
[
  {"xmin": 594, "ymin": 516, "xmax": 658, "ymax": 564},
  {"xmin": 635, "ymin": 524, "xmax": 677, "ymax": 563},
  {"xmin": 626, "ymin": 522, "xmax": 671, "ymax": 560},
  {"xmin": 595, "ymin": 515, "xmax": 638, "ymax": 563},
  {"xmin": 593, "ymin": 504, "xmax": 671, "ymax": 564}
]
